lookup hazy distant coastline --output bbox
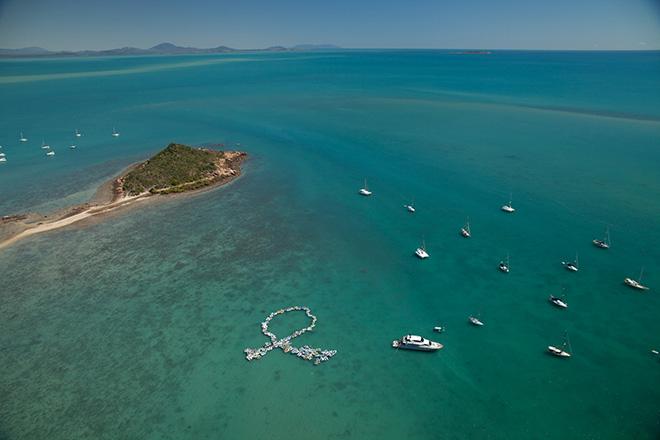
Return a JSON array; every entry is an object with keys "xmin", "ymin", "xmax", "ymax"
[{"xmin": 0, "ymin": 42, "xmax": 342, "ymax": 58}]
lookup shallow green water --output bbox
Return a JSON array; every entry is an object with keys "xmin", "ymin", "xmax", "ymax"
[{"xmin": 1, "ymin": 51, "xmax": 659, "ymax": 439}]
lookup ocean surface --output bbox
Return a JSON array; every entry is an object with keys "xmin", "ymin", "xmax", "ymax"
[{"xmin": 1, "ymin": 50, "xmax": 659, "ymax": 439}]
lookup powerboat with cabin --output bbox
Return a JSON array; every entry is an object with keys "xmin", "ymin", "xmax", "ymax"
[
  {"xmin": 392, "ymin": 334, "xmax": 443, "ymax": 351},
  {"xmin": 501, "ymin": 194, "xmax": 515, "ymax": 213},
  {"xmin": 468, "ymin": 315, "xmax": 484, "ymax": 326}
]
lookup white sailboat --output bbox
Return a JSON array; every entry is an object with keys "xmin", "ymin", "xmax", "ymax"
[
  {"xmin": 501, "ymin": 193, "xmax": 515, "ymax": 213},
  {"xmin": 404, "ymin": 198, "xmax": 415, "ymax": 213},
  {"xmin": 358, "ymin": 178, "xmax": 372, "ymax": 196},
  {"xmin": 562, "ymin": 253, "xmax": 579, "ymax": 272},
  {"xmin": 548, "ymin": 332, "xmax": 572, "ymax": 358},
  {"xmin": 41, "ymin": 139, "xmax": 50, "ymax": 150},
  {"xmin": 468, "ymin": 314, "xmax": 484, "ymax": 326},
  {"xmin": 46, "ymin": 150, "xmax": 55, "ymax": 156},
  {"xmin": 75, "ymin": 129, "xmax": 82, "ymax": 138},
  {"xmin": 111, "ymin": 127, "xmax": 120, "ymax": 137},
  {"xmin": 415, "ymin": 238, "xmax": 429, "ymax": 259},
  {"xmin": 549, "ymin": 288, "xmax": 568, "ymax": 309},
  {"xmin": 593, "ymin": 227, "xmax": 611, "ymax": 249},
  {"xmin": 19, "ymin": 132, "xmax": 28, "ymax": 142},
  {"xmin": 499, "ymin": 254, "xmax": 510, "ymax": 273},
  {"xmin": 69, "ymin": 144, "xmax": 77, "ymax": 149},
  {"xmin": 460, "ymin": 217, "xmax": 471, "ymax": 238},
  {"xmin": 624, "ymin": 267, "xmax": 650, "ymax": 291}
]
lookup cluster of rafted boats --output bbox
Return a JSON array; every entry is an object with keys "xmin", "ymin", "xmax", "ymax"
[
  {"xmin": 358, "ymin": 180, "xmax": 652, "ymax": 359},
  {"xmin": 244, "ymin": 306, "xmax": 337, "ymax": 365},
  {"xmin": 0, "ymin": 129, "xmax": 119, "ymax": 163}
]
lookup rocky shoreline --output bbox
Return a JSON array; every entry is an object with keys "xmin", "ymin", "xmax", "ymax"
[{"xmin": 0, "ymin": 145, "xmax": 246, "ymax": 250}]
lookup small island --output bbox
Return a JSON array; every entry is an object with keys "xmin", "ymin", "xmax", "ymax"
[{"xmin": 0, "ymin": 143, "xmax": 246, "ymax": 250}]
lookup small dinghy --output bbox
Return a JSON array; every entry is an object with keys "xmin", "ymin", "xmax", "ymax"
[{"xmin": 358, "ymin": 178, "xmax": 372, "ymax": 196}]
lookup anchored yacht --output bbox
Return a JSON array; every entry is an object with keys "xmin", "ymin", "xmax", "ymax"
[
  {"xmin": 562, "ymin": 253, "xmax": 579, "ymax": 272},
  {"xmin": 461, "ymin": 217, "xmax": 471, "ymax": 238},
  {"xmin": 501, "ymin": 193, "xmax": 515, "ymax": 213},
  {"xmin": 624, "ymin": 268, "xmax": 650, "ymax": 291},
  {"xmin": 593, "ymin": 227, "xmax": 610, "ymax": 249},
  {"xmin": 415, "ymin": 239, "xmax": 429, "ymax": 259},
  {"xmin": 392, "ymin": 334, "xmax": 443, "ymax": 351},
  {"xmin": 549, "ymin": 292, "xmax": 568, "ymax": 309},
  {"xmin": 19, "ymin": 132, "xmax": 28, "ymax": 142},
  {"xmin": 499, "ymin": 254, "xmax": 510, "ymax": 273},
  {"xmin": 358, "ymin": 178, "xmax": 372, "ymax": 196},
  {"xmin": 548, "ymin": 333, "xmax": 572, "ymax": 358}
]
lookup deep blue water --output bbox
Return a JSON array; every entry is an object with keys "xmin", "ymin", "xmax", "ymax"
[{"xmin": 1, "ymin": 50, "xmax": 659, "ymax": 439}]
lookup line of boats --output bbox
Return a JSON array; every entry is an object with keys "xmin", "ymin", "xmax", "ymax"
[
  {"xmin": 360, "ymin": 179, "xmax": 651, "ymax": 359},
  {"xmin": 0, "ymin": 128, "xmax": 121, "ymax": 163}
]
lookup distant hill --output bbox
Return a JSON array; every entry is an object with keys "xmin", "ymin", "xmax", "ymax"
[{"xmin": 0, "ymin": 42, "xmax": 342, "ymax": 58}]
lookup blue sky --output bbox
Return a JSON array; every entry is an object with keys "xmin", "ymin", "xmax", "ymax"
[{"xmin": 0, "ymin": 0, "xmax": 659, "ymax": 50}]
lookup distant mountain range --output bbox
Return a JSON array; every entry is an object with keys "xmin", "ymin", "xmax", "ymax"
[{"xmin": 0, "ymin": 42, "xmax": 342, "ymax": 58}]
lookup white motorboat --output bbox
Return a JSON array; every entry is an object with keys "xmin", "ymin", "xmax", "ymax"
[
  {"xmin": 460, "ymin": 217, "xmax": 471, "ymax": 238},
  {"xmin": 358, "ymin": 178, "xmax": 372, "ymax": 196},
  {"xmin": 112, "ymin": 127, "xmax": 120, "ymax": 137},
  {"xmin": 501, "ymin": 193, "xmax": 515, "ymax": 213},
  {"xmin": 69, "ymin": 144, "xmax": 77, "ymax": 149},
  {"xmin": 468, "ymin": 315, "xmax": 484, "ymax": 326},
  {"xmin": 46, "ymin": 150, "xmax": 55, "ymax": 156},
  {"xmin": 415, "ymin": 239, "xmax": 429, "ymax": 259},
  {"xmin": 392, "ymin": 334, "xmax": 443, "ymax": 351},
  {"xmin": 0, "ymin": 152, "xmax": 5, "ymax": 157},
  {"xmin": 0, "ymin": 157, "xmax": 6, "ymax": 163},
  {"xmin": 433, "ymin": 326, "xmax": 444, "ymax": 333},
  {"xmin": 624, "ymin": 268, "xmax": 650, "ymax": 291},
  {"xmin": 499, "ymin": 254, "xmax": 510, "ymax": 273},
  {"xmin": 592, "ymin": 227, "xmax": 610, "ymax": 249},
  {"xmin": 19, "ymin": 132, "xmax": 28, "ymax": 142},
  {"xmin": 548, "ymin": 333, "xmax": 572, "ymax": 358},
  {"xmin": 404, "ymin": 202, "xmax": 415, "ymax": 213},
  {"xmin": 562, "ymin": 253, "xmax": 579, "ymax": 272},
  {"xmin": 41, "ymin": 140, "xmax": 50, "ymax": 150},
  {"xmin": 75, "ymin": 129, "xmax": 82, "ymax": 137}
]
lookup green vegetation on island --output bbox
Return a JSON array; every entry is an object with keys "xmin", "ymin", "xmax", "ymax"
[{"xmin": 118, "ymin": 143, "xmax": 246, "ymax": 197}]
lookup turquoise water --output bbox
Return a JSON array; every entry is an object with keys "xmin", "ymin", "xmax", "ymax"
[{"xmin": 1, "ymin": 51, "xmax": 659, "ymax": 439}]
